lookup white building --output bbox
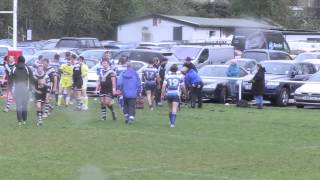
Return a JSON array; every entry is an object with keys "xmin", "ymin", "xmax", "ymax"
[{"xmin": 117, "ymin": 14, "xmax": 279, "ymax": 42}]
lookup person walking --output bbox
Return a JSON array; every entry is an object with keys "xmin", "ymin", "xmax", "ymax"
[
  {"xmin": 118, "ymin": 62, "xmax": 141, "ymax": 124},
  {"xmin": 155, "ymin": 57, "xmax": 168, "ymax": 106},
  {"xmin": 96, "ymin": 58, "xmax": 117, "ymax": 121},
  {"xmin": 142, "ymin": 59, "xmax": 160, "ymax": 111},
  {"xmin": 250, "ymin": 64, "xmax": 265, "ymax": 109},
  {"xmin": 2, "ymin": 55, "xmax": 15, "ymax": 112},
  {"xmin": 226, "ymin": 60, "xmax": 240, "ymax": 103},
  {"xmin": 161, "ymin": 64, "xmax": 186, "ymax": 128},
  {"xmin": 182, "ymin": 65, "xmax": 203, "ymax": 108},
  {"xmin": 33, "ymin": 64, "xmax": 48, "ymax": 126},
  {"xmin": 10, "ymin": 56, "xmax": 34, "ymax": 125}
]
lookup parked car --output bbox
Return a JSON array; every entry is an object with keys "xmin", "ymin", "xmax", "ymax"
[
  {"xmin": 199, "ymin": 65, "xmax": 253, "ymax": 103},
  {"xmin": 171, "ymin": 45, "xmax": 234, "ymax": 68},
  {"xmin": 225, "ymin": 58, "xmax": 257, "ymax": 73},
  {"xmin": 301, "ymin": 59, "xmax": 320, "ymax": 71},
  {"xmin": 86, "ymin": 61, "xmax": 147, "ymax": 94},
  {"xmin": 294, "ymin": 52, "xmax": 320, "ymax": 62},
  {"xmin": 232, "ymin": 29, "xmax": 290, "ymax": 53},
  {"xmin": 0, "ymin": 45, "xmax": 12, "ymax": 60},
  {"xmin": 17, "ymin": 46, "xmax": 37, "ymax": 63},
  {"xmin": 242, "ymin": 49, "xmax": 292, "ymax": 62},
  {"xmin": 40, "ymin": 39, "xmax": 60, "ymax": 50},
  {"xmin": 79, "ymin": 49, "xmax": 120, "ymax": 61},
  {"xmin": 55, "ymin": 37, "xmax": 102, "ymax": 54},
  {"xmin": 113, "ymin": 49, "xmax": 178, "ymax": 64},
  {"xmin": 294, "ymin": 72, "xmax": 320, "ymax": 108},
  {"xmin": 242, "ymin": 60, "xmax": 317, "ymax": 106}
]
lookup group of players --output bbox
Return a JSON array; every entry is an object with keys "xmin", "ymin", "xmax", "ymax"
[{"xmin": 2, "ymin": 51, "xmax": 200, "ymax": 128}]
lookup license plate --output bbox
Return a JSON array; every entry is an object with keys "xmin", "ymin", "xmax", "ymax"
[{"xmin": 302, "ymin": 96, "xmax": 320, "ymax": 101}]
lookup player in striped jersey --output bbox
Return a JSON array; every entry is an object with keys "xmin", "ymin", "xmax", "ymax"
[
  {"xmin": 3, "ymin": 56, "xmax": 15, "ymax": 112},
  {"xmin": 42, "ymin": 58, "xmax": 58, "ymax": 117},
  {"xmin": 161, "ymin": 64, "xmax": 186, "ymax": 128},
  {"xmin": 142, "ymin": 59, "xmax": 160, "ymax": 111},
  {"xmin": 114, "ymin": 56, "xmax": 128, "ymax": 110}
]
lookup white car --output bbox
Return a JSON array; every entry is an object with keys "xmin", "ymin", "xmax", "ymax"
[
  {"xmin": 86, "ymin": 61, "xmax": 148, "ymax": 95},
  {"xmin": 294, "ymin": 72, "xmax": 320, "ymax": 108}
]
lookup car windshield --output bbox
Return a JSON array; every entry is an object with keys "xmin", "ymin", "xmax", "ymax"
[
  {"xmin": 81, "ymin": 51, "xmax": 105, "ymax": 60},
  {"xmin": 37, "ymin": 51, "xmax": 68, "ymax": 60},
  {"xmin": 242, "ymin": 52, "xmax": 268, "ymax": 62},
  {"xmin": 198, "ymin": 66, "xmax": 228, "ymax": 77},
  {"xmin": 85, "ymin": 60, "xmax": 98, "ymax": 69},
  {"xmin": 295, "ymin": 53, "xmax": 320, "ymax": 62},
  {"xmin": 262, "ymin": 62, "xmax": 292, "ymax": 75},
  {"xmin": 171, "ymin": 47, "xmax": 202, "ymax": 60},
  {"xmin": 57, "ymin": 40, "xmax": 79, "ymax": 48},
  {"xmin": 19, "ymin": 48, "xmax": 35, "ymax": 55},
  {"xmin": 308, "ymin": 73, "xmax": 320, "ymax": 81}
]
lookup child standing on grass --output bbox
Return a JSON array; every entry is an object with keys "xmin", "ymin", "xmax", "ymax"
[
  {"xmin": 161, "ymin": 64, "xmax": 186, "ymax": 128},
  {"xmin": 96, "ymin": 58, "xmax": 117, "ymax": 121},
  {"xmin": 33, "ymin": 64, "xmax": 48, "ymax": 126}
]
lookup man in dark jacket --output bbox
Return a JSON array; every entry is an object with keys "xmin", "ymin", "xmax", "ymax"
[
  {"xmin": 118, "ymin": 62, "xmax": 142, "ymax": 124},
  {"xmin": 182, "ymin": 65, "xmax": 203, "ymax": 108},
  {"xmin": 250, "ymin": 64, "xmax": 265, "ymax": 109},
  {"xmin": 10, "ymin": 56, "xmax": 34, "ymax": 125},
  {"xmin": 183, "ymin": 57, "xmax": 197, "ymax": 72}
]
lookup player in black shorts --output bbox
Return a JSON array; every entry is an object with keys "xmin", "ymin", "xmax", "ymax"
[
  {"xmin": 34, "ymin": 64, "xmax": 48, "ymax": 126},
  {"xmin": 96, "ymin": 58, "xmax": 117, "ymax": 121},
  {"xmin": 142, "ymin": 58, "xmax": 160, "ymax": 111},
  {"xmin": 42, "ymin": 58, "xmax": 58, "ymax": 117},
  {"xmin": 73, "ymin": 57, "xmax": 83, "ymax": 111}
]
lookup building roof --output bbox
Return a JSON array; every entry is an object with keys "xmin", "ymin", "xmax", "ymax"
[{"xmin": 118, "ymin": 14, "xmax": 280, "ymax": 29}]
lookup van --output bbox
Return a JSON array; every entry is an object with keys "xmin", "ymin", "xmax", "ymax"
[
  {"xmin": 171, "ymin": 45, "xmax": 235, "ymax": 68},
  {"xmin": 232, "ymin": 29, "xmax": 290, "ymax": 53}
]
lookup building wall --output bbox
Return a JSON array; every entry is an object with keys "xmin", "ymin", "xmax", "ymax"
[{"xmin": 117, "ymin": 18, "xmax": 226, "ymax": 42}]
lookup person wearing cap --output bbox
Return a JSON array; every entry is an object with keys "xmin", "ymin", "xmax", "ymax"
[
  {"xmin": 183, "ymin": 57, "xmax": 197, "ymax": 72},
  {"xmin": 182, "ymin": 65, "xmax": 203, "ymax": 108},
  {"xmin": 226, "ymin": 60, "xmax": 240, "ymax": 104},
  {"xmin": 10, "ymin": 56, "xmax": 34, "ymax": 125}
]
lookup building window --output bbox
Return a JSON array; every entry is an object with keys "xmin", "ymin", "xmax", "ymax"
[
  {"xmin": 153, "ymin": 18, "xmax": 158, "ymax": 26},
  {"xmin": 209, "ymin": 31, "xmax": 216, "ymax": 37}
]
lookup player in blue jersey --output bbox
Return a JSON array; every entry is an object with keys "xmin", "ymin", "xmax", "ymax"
[
  {"xmin": 161, "ymin": 64, "xmax": 186, "ymax": 128},
  {"xmin": 142, "ymin": 59, "xmax": 160, "ymax": 111}
]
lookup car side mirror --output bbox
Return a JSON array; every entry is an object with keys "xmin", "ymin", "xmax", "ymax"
[{"xmin": 290, "ymin": 71, "xmax": 297, "ymax": 78}]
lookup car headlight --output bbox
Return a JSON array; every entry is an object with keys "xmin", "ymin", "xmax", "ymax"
[
  {"xmin": 294, "ymin": 89, "xmax": 302, "ymax": 95},
  {"xmin": 204, "ymin": 83, "xmax": 217, "ymax": 89},
  {"xmin": 267, "ymin": 81, "xmax": 280, "ymax": 86}
]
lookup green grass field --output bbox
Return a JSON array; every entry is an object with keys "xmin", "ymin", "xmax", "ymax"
[{"xmin": 0, "ymin": 99, "xmax": 320, "ymax": 180}]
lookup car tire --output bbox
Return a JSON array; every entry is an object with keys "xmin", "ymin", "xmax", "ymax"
[
  {"xmin": 277, "ymin": 88, "xmax": 290, "ymax": 107},
  {"xmin": 296, "ymin": 105, "xmax": 304, "ymax": 108},
  {"xmin": 217, "ymin": 87, "xmax": 227, "ymax": 103}
]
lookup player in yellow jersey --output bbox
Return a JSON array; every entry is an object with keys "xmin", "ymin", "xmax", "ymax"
[
  {"xmin": 57, "ymin": 55, "xmax": 74, "ymax": 106},
  {"xmin": 79, "ymin": 56, "xmax": 89, "ymax": 110}
]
